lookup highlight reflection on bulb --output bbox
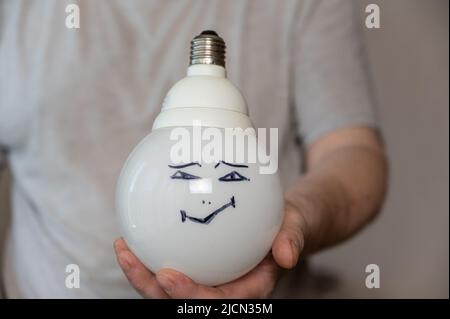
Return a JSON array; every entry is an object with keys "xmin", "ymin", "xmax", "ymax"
[{"xmin": 189, "ymin": 178, "xmax": 212, "ymax": 194}]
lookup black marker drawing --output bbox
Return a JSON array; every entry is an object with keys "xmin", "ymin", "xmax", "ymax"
[
  {"xmin": 214, "ymin": 160, "xmax": 248, "ymax": 169},
  {"xmin": 170, "ymin": 170, "xmax": 201, "ymax": 180},
  {"xmin": 168, "ymin": 162, "xmax": 250, "ymax": 225},
  {"xmin": 218, "ymin": 170, "xmax": 250, "ymax": 182},
  {"xmin": 180, "ymin": 196, "xmax": 236, "ymax": 224},
  {"xmin": 168, "ymin": 162, "xmax": 202, "ymax": 169}
]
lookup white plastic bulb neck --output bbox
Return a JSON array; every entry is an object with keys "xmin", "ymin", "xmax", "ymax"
[{"xmin": 151, "ymin": 64, "xmax": 253, "ymax": 130}]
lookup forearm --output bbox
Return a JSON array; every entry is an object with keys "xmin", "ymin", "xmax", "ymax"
[{"xmin": 285, "ymin": 129, "xmax": 388, "ymax": 254}]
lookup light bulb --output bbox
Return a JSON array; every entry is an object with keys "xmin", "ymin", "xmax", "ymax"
[{"xmin": 116, "ymin": 31, "xmax": 283, "ymax": 286}]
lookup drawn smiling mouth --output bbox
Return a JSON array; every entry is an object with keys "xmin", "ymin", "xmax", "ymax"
[{"xmin": 180, "ymin": 196, "xmax": 236, "ymax": 225}]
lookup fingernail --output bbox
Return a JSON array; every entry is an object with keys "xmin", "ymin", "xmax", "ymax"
[
  {"xmin": 158, "ymin": 273, "xmax": 175, "ymax": 294},
  {"xmin": 118, "ymin": 253, "xmax": 132, "ymax": 272},
  {"xmin": 290, "ymin": 240, "xmax": 299, "ymax": 264}
]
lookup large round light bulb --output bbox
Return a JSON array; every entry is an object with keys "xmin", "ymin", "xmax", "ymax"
[{"xmin": 116, "ymin": 31, "xmax": 283, "ymax": 286}]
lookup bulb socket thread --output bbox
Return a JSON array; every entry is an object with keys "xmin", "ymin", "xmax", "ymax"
[{"xmin": 189, "ymin": 30, "xmax": 226, "ymax": 68}]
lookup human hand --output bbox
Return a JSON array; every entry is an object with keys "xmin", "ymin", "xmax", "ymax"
[{"xmin": 114, "ymin": 202, "xmax": 306, "ymax": 298}]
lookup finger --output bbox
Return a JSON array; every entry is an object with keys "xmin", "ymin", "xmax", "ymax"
[
  {"xmin": 156, "ymin": 255, "xmax": 280, "ymax": 299},
  {"xmin": 219, "ymin": 254, "xmax": 281, "ymax": 298},
  {"xmin": 271, "ymin": 204, "xmax": 305, "ymax": 269},
  {"xmin": 114, "ymin": 238, "xmax": 169, "ymax": 298},
  {"xmin": 156, "ymin": 269, "xmax": 225, "ymax": 299}
]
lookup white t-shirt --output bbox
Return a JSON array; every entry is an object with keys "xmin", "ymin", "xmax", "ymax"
[{"xmin": 0, "ymin": 0, "xmax": 376, "ymax": 298}]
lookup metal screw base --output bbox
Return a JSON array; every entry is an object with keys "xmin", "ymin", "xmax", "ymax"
[{"xmin": 190, "ymin": 30, "xmax": 226, "ymax": 68}]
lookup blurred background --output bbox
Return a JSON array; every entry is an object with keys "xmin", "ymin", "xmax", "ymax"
[
  {"xmin": 308, "ymin": 0, "xmax": 449, "ymax": 298},
  {"xmin": 0, "ymin": 0, "xmax": 448, "ymax": 298}
]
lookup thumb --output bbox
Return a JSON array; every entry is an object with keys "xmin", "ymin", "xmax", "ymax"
[{"xmin": 271, "ymin": 202, "xmax": 306, "ymax": 269}]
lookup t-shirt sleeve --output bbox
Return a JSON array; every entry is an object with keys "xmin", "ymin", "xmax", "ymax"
[{"xmin": 293, "ymin": 0, "xmax": 378, "ymax": 146}]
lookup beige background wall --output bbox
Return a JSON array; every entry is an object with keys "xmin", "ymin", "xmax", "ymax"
[
  {"xmin": 310, "ymin": 0, "xmax": 449, "ymax": 298},
  {"xmin": 0, "ymin": 0, "xmax": 448, "ymax": 298}
]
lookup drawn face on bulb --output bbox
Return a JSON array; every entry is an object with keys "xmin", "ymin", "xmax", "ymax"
[{"xmin": 168, "ymin": 161, "xmax": 251, "ymax": 225}]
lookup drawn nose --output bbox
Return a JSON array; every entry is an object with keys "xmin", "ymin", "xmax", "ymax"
[{"xmin": 201, "ymin": 200, "xmax": 212, "ymax": 205}]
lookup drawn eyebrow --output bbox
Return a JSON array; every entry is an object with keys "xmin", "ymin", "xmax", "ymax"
[
  {"xmin": 214, "ymin": 160, "xmax": 249, "ymax": 169},
  {"xmin": 168, "ymin": 162, "xmax": 202, "ymax": 169}
]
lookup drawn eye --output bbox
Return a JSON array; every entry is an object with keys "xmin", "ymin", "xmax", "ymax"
[
  {"xmin": 218, "ymin": 171, "xmax": 250, "ymax": 182},
  {"xmin": 170, "ymin": 170, "xmax": 201, "ymax": 180}
]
